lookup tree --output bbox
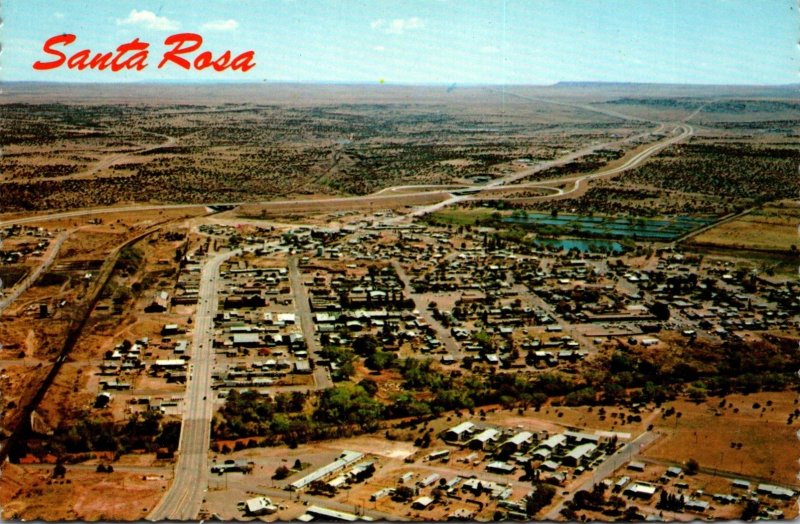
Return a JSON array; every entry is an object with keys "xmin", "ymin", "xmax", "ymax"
[
  {"xmin": 365, "ymin": 351, "xmax": 397, "ymax": 371},
  {"xmin": 314, "ymin": 383, "xmax": 383, "ymax": 430},
  {"xmin": 526, "ymin": 484, "xmax": 556, "ymax": 517},
  {"xmin": 353, "ymin": 334, "xmax": 380, "ymax": 357},
  {"xmin": 358, "ymin": 378, "xmax": 378, "ymax": 397},
  {"xmin": 685, "ymin": 458, "xmax": 699, "ymax": 475},
  {"xmin": 741, "ymin": 499, "xmax": 760, "ymax": 521},
  {"xmin": 273, "ymin": 465, "xmax": 290, "ymax": 480},
  {"xmin": 53, "ymin": 463, "xmax": 67, "ymax": 478},
  {"xmin": 394, "ymin": 485, "xmax": 415, "ymax": 501}
]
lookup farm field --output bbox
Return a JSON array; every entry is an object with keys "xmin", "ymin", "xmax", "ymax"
[{"xmin": 688, "ymin": 202, "xmax": 800, "ymax": 252}]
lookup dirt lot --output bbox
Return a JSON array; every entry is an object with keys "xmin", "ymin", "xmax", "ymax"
[
  {"xmin": 643, "ymin": 391, "xmax": 800, "ymax": 486},
  {"xmin": 0, "ymin": 462, "xmax": 171, "ymax": 521}
]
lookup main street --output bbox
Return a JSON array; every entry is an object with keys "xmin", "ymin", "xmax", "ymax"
[
  {"xmin": 288, "ymin": 256, "xmax": 333, "ymax": 390},
  {"xmin": 147, "ymin": 247, "xmax": 240, "ymax": 521}
]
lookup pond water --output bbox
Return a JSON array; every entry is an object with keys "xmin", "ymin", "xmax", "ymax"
[
  {"xmin": 503, "ymin": 213, "xmax": 713, "ymax": 240},
  {"xmin": 533, "ymin": 238, "xmax": 626, "ymax": 253}
]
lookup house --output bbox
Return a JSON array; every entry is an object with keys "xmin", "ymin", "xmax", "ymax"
[
  {"xmin": 684, "ymin": 499, "xmax": 709, "ymax": 513},
  {"xmin": 627, "ymin": 460, "xmax": 646, "ymax": 472},
  {"xmin": 624, "ymin": 482, "xmax": 657, "ymax": 499},
  {"xmin": 538, "ymin": 433, "xmax": 567, "ymax": 451},
  {"xmin": 412, "ymin": 496, "xmax": 434, "ymax": 509},
  {"xmin": 144, "ymin": 291, "xmax": 169, "ymax": 313},
  {"xmin": 294, "ymin": 360, "xmax": 312, "ymax": 374},
  {"xmin": 531, "ymin": 448, "xmax": 552, "ymax": 461},
  {"xmin": 563, "ymin": 430, "xmax": 601, "ymax": 445},
  {"xmin": 731, "ymin": 479, "xmax": 751, "ymax": 490},
  {"xmin": 418, "ymin": 473, "xmax": 440, "ymax": 487},
  {"xmin": 444, "ymin": 421, "xmax": 475, "ymax": 441},
  {"xmin": 244, "ymin": 496, "xmax": 277, "ymax": 516},
  {"xmin": 539, "ymin": 460, "xmax": 559, "ymax": 472},
  {"xmin": 561, "ymin": 443, "xmax": 597, "ymax": 467},
  {"xmin": 486, "ymin": 461, "xmax": 516, "ymax": 474},
  {"xmin": 468, "ymin": 428, "xmax": 500, "ymax": 450},
  {"xmin": 161, "ymin": 324, "xmax": 180, "ymax": 336},
  {"xmin": 232, "ymin": 333, "xmax": 261, "ymax": 347},
  {"xmin": 498, "ymin": 431, "xmax": 533, "ymax": 456}
]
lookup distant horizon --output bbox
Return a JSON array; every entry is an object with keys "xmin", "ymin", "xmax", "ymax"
[{"xmin": 5, "ymin": 79, "xmax": 800, "ymax": 88}]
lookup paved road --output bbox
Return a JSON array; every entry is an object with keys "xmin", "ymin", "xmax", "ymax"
[
  {"xmin": 391, "ymin": 260, "xmax": 461, "ymax": 357},
  {"xmin": 475, "ymin": 123, "xmax": 693, "ymax": 201},
  {"xmin": 148, "ymin": 247, "xmax": 240, "ymax": 521},
  {"xmin": 0, "ymin": 122, "xmax": 687, "ymax": 232},
  {"xmin": 0, "ymin": 231, "xmax": 68, "ymax": 315},
  {"xmin": 288, "ymin": 256, "xmax": 333, "ymax": 390},
  {"xmin": 544, "ymin": 430, "xmax": 662, "ymax": 520}
]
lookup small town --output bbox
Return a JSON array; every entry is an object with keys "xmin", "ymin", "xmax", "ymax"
[{"xmin": 1, "ymin": 2, "xmax": 799, "ymax": 520}]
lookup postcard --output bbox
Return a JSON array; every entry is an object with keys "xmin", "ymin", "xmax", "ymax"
[{"xmin": 0, "ymin": 0, "xmax": 799, "ymax": 521}]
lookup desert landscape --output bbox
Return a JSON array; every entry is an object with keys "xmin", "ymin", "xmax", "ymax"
[{"xmin": 0, "ymin": 78, "xmax": 798, "ymax": 522}]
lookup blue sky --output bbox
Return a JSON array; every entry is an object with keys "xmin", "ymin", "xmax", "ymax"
[{"xmin": 3, "ymin": 0, "xmax": 798, "ymax": 84}]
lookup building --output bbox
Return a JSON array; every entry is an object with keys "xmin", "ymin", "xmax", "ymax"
[
  {"xmin": 624, "ymin": 482, "xmax": 657, "ymax": 499},
  {"xmin": 144, "ymin": 291, "xmax": 170, "ymax": 313},
  {"xmin": 486, "ymin": 461, "xmax": 516, "ymax": 474},
  {"xmin": 412, "ymin": 496, "xmax": 434, "ymax": 509},
  {"xmin": 468, "ymin": 428, "xmax": 500, "ymax": 450},
  {"xmin": 561, "ymin": 443, "xmax": 597, "ymax": 467},
  {"xmin": 232, "ymin": 333, "xmax": 261, "ymax": 347},
  {"xmin": 289, "ymin": 451, "xmax": 364, "ymax": 491},
  {"xmin": 418, "ymin": 473, "xmax": 440, "ymax": 487},
  {"xmin": 299, "ymin": 505, "xmax": 361, "ymax": 522},
  {"xmin": 153, "ymin": 359, "xmax": 186, "ymax": 370},
  {"xmin": 443, "ymin": 421, "xmax": 475, "ymax": 441},
  {"xmin": 244, "ymin": 497, "xmax": 277, "ymax": 516},
  {"xmin": 627, "ymin": 460, "xmax": 646, "ymax": 472},
  {"xmin": 498, "ymin": 431, "xmax": 533, "ymax": 456},
  {"xmin": 538, "ymin": 433, "xmax": 567, "ymax": 451},
  {"xmin": 757, "ymin": 483, "xmax": 796, "ymax": 500}
]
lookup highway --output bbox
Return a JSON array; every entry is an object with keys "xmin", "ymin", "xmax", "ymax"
[
  {"xmin": 147, "ymin": 247, "xmax": 240, "ymax": 521},
  {"xmin": 0, "ymin": 122, "xmax": 691, "ymax": 231}
]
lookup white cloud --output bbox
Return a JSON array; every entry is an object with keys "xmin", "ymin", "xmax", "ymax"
[
  {"xmin": 373, "ymin": 45, "xmax": 386, "ymax": 52},
  {"xmin": 370, "ymin": 17, "xmax": 424, "ymax": 35},
  {"xmin": 54, "ymin": 12, "xmax": 65, "ymax": 19},
  {"xmin": 480, "ymin": 45, "xmax": 500, "ymax": 54},
  {"xmin": 117, "ymin": 9, "xmax": 180, "ymax": 31},
  {"xmin": 201, "ymin": 19, "xmax": 239, "ymax": 32}
]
